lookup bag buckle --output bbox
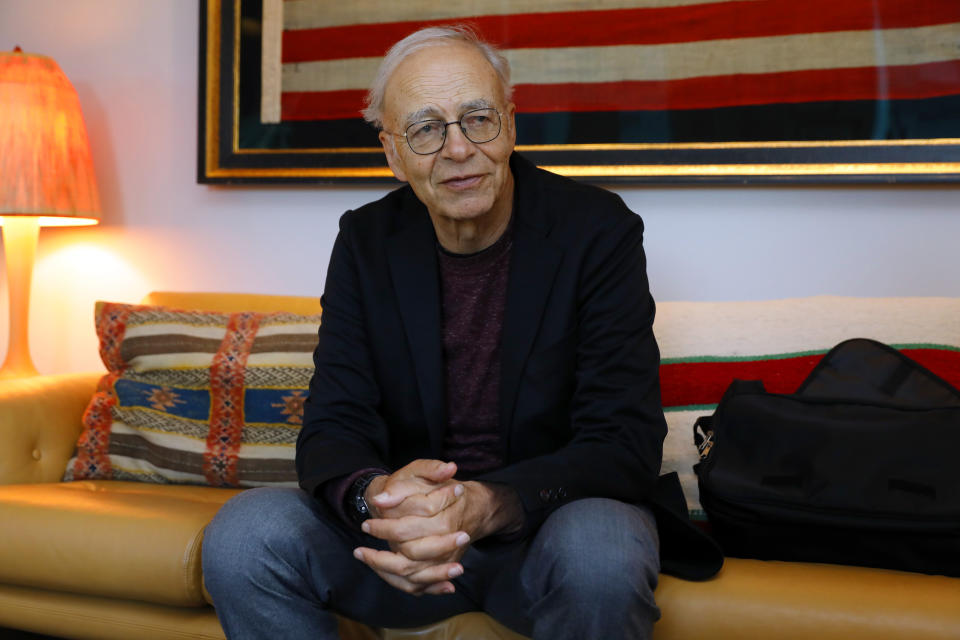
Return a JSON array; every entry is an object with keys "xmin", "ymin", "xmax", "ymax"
[{"xmin": 693, "ymin": 417, "xmax": 714, "ymax": 461}]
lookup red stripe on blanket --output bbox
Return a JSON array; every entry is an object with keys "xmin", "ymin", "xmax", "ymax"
[
  {"xmin": 279, "ymin": 60, "xmax": 960, "ymax": 120},
  {"xmin": 661, "ymin": 355, "xmax": 823, "ymax": 408},
  {"xmin": 900, "ymin": 348, "xmax": 960, "ymax": 390},
  {"xmin": 281, "ymin": 0, "xmax": 960, "ymax": 63},
  {"xmin": 661, "ymin": 348, "xmax": 960, "ymax": 408},
  {"xmin": 511, "ymin": 61, "xmax": 960, "ymax": 113},
  {"xmin": 281, "ymin": 89, "xmax": 367, "ymax": 122}
]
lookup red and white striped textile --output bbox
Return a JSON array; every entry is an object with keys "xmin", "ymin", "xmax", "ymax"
[
  {"xmin": 261, "ymin": 0, "xmax": 960, "ymax": 123},
  {"xmin": 654, "ymin": 295, "xmax": 960, "ymax": 515}
]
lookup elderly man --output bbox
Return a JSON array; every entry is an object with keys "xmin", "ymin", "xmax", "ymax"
[{"xmin": 203, "ymin": 25, "xmax": 718, "ymax": 640}]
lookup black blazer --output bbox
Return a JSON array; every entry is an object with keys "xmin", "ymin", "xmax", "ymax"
[{"xmin": 297, "ymin": 153, "xmax": 721, "ymax": 580}]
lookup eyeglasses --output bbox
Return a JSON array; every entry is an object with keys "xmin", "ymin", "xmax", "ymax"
[{"xmin": 395, "ymin": 108, "xmax": 502, "ymax": 155}]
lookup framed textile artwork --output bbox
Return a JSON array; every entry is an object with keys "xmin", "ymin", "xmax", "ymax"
[{"xmin": 198, "ymin": 0, "xmax": 960, "ymax": 184}]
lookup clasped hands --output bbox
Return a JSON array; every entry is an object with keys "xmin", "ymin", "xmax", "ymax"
[{"xmin": 352, "ymin": 459, "xmax": 499, "ymax": 596}]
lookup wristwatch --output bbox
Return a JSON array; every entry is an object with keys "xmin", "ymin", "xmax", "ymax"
[{"xmin": 346, "ymin": 473, "xmax": 381, "ymax": 527}]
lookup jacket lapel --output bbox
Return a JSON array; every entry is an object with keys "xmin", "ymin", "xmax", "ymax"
[
  {"xmin": 499, "ymin": 157, "xmax": 563, "ymax": 448},
  {"xmin": 386, "ymin": 195, "xmax": 446, "ymax": 457}
]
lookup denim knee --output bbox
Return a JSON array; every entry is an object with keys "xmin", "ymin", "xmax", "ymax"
[
  {"xmin": 523, "ymin": 498, "xmax": 660, "ymax": 604},
  {"xmin": 202, "ymin": 487, "xmax": 318, "ymax": 595}
]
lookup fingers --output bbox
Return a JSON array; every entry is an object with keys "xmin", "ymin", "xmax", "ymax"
[
  {"xmin": 354, "ymin": 546, "xmax": 463, "ymax": 581},
  {"xmin": 418, "ymin": 460, "xmax": 458, "ymax": 483},
  {"xmin": 371, "ymin": 460, "xmax": 458, "ymax": 510},
  {"xmin": 353, "ymin": 546, "xmax": 462, "ymax": 596},
  {"xmin": 394, "ymin": 531, "xmax": 470, "ymax": 562},
  {"xmin": 385, "ymin": 482, "xmax": 464, "ymax": 518},
  {"xmin": 370, "ymin": 486, "xmax": 409, "ymax": 510},
  {"xmin": 370, "ymin": 566, "xmax": 456, "ymax": 596},
  {"xmin": 352, "ymin": 464, "xmax": 471, "ymax": 598},
  {"xmin": 423, "ymin": 580, "xmax": 457, "ymax": 596},
  {"xmin": 363, "ymin": 512, "xmax": 459, "ymax": 543}
]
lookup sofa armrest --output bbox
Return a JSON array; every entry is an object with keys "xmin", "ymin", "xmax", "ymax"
[{"xmin": 0, "ymin": 372, "xmax": 101, "ymax": 485}]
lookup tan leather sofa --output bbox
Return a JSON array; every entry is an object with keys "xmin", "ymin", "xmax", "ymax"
[{"xmin": 0, "ymin": 292, "xmax": 958, "ymax": 640}]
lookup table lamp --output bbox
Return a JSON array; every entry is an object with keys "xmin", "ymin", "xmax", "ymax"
[{"xmin": 0, "ymin": 47, "xmax": 101, "ymax": 379}]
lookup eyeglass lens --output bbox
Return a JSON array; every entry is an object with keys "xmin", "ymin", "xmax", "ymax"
[{"xmin": 405, "ymin": 108, "xmax": 501, "ymax": 154}]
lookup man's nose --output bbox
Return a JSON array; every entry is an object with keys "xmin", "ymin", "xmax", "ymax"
[{"xmin": 441, "ymin": 122, "xmax": 474, "ymax": 159}]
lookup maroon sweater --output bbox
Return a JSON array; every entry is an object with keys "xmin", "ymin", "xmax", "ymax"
[
  {"xmin": 326, "ymin": 225, "xmax": 512, "ymax": 518},
  {"xmin": 437, "ymin": 224, "xmax": 511, "ymax": 474}
]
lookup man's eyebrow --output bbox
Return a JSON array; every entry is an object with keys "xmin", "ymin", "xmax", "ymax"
[
  {"xmin": 404, "ymin": 106, "xmax": 441, "ymax": 125},
  {"xmin": 403, "ymin": 99, "xmax": 494, "ymax": 126},
  {"xmin": 460, "ymin": 98, "xmax": 493, "ymax": 112}
]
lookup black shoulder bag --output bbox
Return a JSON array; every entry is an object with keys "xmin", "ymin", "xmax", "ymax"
[{"xmin": 693, "ymin": 338, "xmax": 960, "ymax": 576}]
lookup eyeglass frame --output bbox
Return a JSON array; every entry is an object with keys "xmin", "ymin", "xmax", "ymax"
[{"xmin": 386, "ymin": 107, "xmax": 504, "ymax": 156}]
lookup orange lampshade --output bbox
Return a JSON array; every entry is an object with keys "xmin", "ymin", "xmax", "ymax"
[
  {"xmin": 0, "ymin": 47, "xmax": 101, "ymax": 225},
  {"xmin": 0, "ymin": 48, "xmax": 102, "ymax": 378}
]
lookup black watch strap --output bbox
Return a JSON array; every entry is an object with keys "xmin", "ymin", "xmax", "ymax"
[{"xmin": 346, "ymin": 473, "xmax": 381, "ymax": 527}]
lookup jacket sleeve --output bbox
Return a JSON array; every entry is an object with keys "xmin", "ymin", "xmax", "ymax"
[
  {"xmin": 296, "ymin": 213, "xmax": 393, "ymax": 496},
  {"xmin": 474, "ymin": 210, "xmax": 667, "ymax": 536}
]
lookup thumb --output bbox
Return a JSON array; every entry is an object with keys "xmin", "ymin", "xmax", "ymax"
[
  {"xmin": 368, "ymin": 475, "xmax": 404, "ymax": 510},
  {"xmin": 420, "ymin": 460, "xmax": 457, "ymax": 483},
  {"xmin": 370, "ymin": 490, "xmax": 404, "ymax": 509}
]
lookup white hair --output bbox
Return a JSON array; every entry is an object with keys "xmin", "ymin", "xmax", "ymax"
[{"xmin": 362, "ymin": 25, "xmax": 513, "ymax": 129}]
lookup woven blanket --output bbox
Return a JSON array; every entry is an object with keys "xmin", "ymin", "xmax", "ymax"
[{"xmin": 654, "ymin": 296, "xmax": 960, "ymax": 516}]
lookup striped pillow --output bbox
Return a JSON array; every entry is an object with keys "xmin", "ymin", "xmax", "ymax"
[{"xmin": 64, "ymin": 302, "xmax": 322, "ymax": 487}]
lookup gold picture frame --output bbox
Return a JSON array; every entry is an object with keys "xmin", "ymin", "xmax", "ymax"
[{"xmin": 198, "ymin": 0, "xmax": 960, "ymax": 184}]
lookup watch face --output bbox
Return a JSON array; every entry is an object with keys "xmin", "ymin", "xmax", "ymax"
[
  {"xmin": 355, "ymin": 494, "xmax": 369, "ymax": 517},
  {"xmin": 351, "ymin": 480, "xmax": 373, "ymax": 525},
  {"xmin": 348, "ymin": 474, "xmax": 379, "ymax": 526}
]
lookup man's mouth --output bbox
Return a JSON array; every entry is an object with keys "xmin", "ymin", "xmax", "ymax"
[{"xmin": 441, "ymin": 174, "xmax": 484, "ymax": 190}]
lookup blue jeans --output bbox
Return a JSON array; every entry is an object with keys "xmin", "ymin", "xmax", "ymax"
[{"xmin": 203, "ymin": 488, "xmax": 660, "ymax": 640}]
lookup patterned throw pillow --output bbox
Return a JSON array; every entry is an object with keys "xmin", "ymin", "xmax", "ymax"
[{"xmin": 64, "ymin": 302, "xmax": 322, "ymax": 487}]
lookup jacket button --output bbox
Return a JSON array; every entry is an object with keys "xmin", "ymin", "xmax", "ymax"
[{"xmin": 32, "ymin": 449, "xmax": 42, "ymax": 461}]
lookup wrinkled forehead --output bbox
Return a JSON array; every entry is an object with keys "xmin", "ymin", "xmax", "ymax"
[{"xmin": 382, "ymin": 42, "xmax": 504, "ymax": 126}]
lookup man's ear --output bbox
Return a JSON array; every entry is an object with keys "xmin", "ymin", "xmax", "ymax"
[
  {"xmin": 503, "ymin": 102, "xmax": 517, "ymax": 147},
  {"xmin": 379, "ymin": 131, "xmax": 408, "ymax": 183}
]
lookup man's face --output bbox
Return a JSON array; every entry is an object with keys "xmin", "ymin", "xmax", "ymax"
[{"xmin": 378, "ymin": 42, "xmax": 516, "ymax": 226}]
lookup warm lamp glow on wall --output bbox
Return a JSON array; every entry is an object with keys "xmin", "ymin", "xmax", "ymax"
[{"xmin": 0, "ymin": 47, "xmax": 101, "ymax": 379}]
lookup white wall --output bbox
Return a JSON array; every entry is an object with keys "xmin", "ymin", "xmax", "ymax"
[{"xmin": 1, "ymin": 0, "xmax": 958, "ymax": 375}]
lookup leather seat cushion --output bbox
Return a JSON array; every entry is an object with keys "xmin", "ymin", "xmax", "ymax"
[
  {"xmin": 382, "ymin": 559, "xmax": 960, "ymax": 640},
  {"xmin": 0, "ymin": 481, "xmax": 240, "ymax": 607}
]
